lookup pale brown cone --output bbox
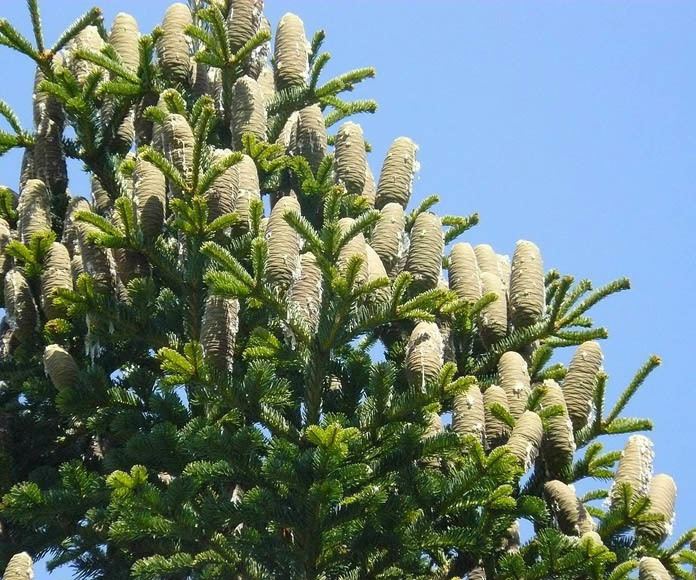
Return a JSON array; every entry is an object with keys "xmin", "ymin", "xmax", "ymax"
[
  {"xmin": 497, "ymin": 352, "xmax": 531, "ymax": 419},
  {"xmin": 157, "ymin": 3, "xmax": 193, "ymax": 83},
  {"xmin": 274, "ymin": 13, "xmax": 309, "ymax": 90},
  {"xmin": 375, "ymin": 137, "xmax": 418, "ymax": 210},
  {"xmin": 288, "ymin": 252, "xmax": 323, "ymax": 332},
  {"xmin": 639, "ymin": 473, "xmax": 676, "ymax": 543},
  {"xmin": 638, "ymin": 557, "xmax": 671, "ymax": 580},
  {"xmin": 449, "ymin": 243, "xmax": 482, "ymax": 304},
  {"xmin": 510, "ymin": 240, "xmax": 545, "ymax": 327},
  {"xmin": 110, "ymin": 13, "xmax": 140, "ymax": 72},
  {"xmin": 230, "ymin": 76, "xmax": 267, "ymax": 149},
  {"xmin": 610, "ymin": 435, "xmax": 654, "ymax": 507},
  {"xmin": 544, "ymin": 480, "xmax": 594, "ymax": 536},
  {"xmin": 276, "ymin": 111, "xmax": 299, "ymax": 150},
  {"xmin": 2, "ymin": 551, "xmax": 33, "ymax": 580},
  {"xmin": 134, "ymin": 157, "xmax": 166, "ymax": 242},
  {"xmin": 91, "ymin": 175, "xmax": 112, "ymax": 214},
  {"xmin": 77, "ymin": 213, "xmax": 114, "ymax": 292},
  {"xmin": 479, "ymin": 271, "xmax": 508, "ymax": 345},
  {"xmin": 474, "ymin": 244, "xmax": 500, "ymax": 278},
  {"xmin": 483, "ymin": 385, "xmax": 511, "ymax": 449},
  {"xmin": 161, "ymin": 113, "xmax": 195, "ymax": 189},
  {"xmin": 293, "ymin": 105, "xmax": 327, "ymax": 173},
  {"xmin": 405, "ymin": 212, "xmax": 443, "ymax": 291},
  {"xmin": 563, "ymin": 341, "xmax": 603, "ymax": 431},
  {"xmin": 33, "ymin": 115, "xmax": 67, "ymax": 196},
  {"xmin": 452, "ymin": 384, "xmax": 485, "ymax": 443},
  {"xmin": 468, "ymin": 567, "xmax": 486, "ymax": 580},
  {"xmin": 17, "ymin": 179, "xmax": 51, "ymax": 244},
  {"xmin": 227, "ymin": 0, "xmax": 264, "ymax": 52},
  {"xmin": 334, "ymin": 122, "xmax": 367, "ymax": 195},
  {"xmin": 505, "ymin": 410, "xmax": 543, "ymax": 470},
  {"xmin": 361, "ymin": 165, "xmax": 377, "ymax": 207},
  {"xmin": 66, "ymin": 26, "xmax": 105, "ymax": 84},
  {"xmin": 337, "ymin": 217, "xmax": 368, "ymax": 283},
  {"xmin": 258, "ymin": 66, "xmax": 276, "ymax": 105},
  {"xmin": 43, "ymin": 344, "xmax": 79, "ymax": 390},
  {"xmin": 405, "ymin": 321, "xmax": 444, "ymax": 389},
  {"xmin": 539, "ymin": 379, "xmax": 575, "ymax": 475},
  {"xmin": 369, "ymin": 202, "xmax": 406, "ymax": 276},
  {"xmin": 206, "ymin": 148, "xmax": 237, "ymax": 222},
  {"xmin": 266, "ymin": 195, "xmax": 301, "ymax": 289},
  {"xmin": 3, "ymin": 269, "xmax": 38, "ymax": 342},
  {"xmin": 41, "ymin": 242, "xmax": 73, "ymax": 319},
  {"xmin": 365, "ymin": 244, "xmax": 390, "ymax": 303},
  {"xmin": 61, "ymin": 197, "xmax": 91, "ymax": 256},
  {"xmin": 498, "ymin": 253, "xmax": 511, "ymax": 295},
  {"xmin": 201, "ymin": 295, "xmax": 240, "ymax": 373},
  {"xmin": 33, "ymin": 56, "xmax": 64, "ymax": 127},
  {"xmin": 231, "ymin": 154, "xmax": 260, "ymax": 231}
]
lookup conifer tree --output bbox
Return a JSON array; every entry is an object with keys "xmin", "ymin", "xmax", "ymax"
[{"xmin": 0, "ymin": 1, "xmax": 693, "ymax": 578}]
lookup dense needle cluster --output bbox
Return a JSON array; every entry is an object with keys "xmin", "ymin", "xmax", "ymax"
[{"xmin": 0, "ymin": 1, "xmax": 692, "ymax": 578}]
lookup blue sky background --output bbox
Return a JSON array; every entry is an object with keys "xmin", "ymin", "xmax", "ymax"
[{"xmin": 1, "ymin": 1, "xmax": 695, "ymax": 577}]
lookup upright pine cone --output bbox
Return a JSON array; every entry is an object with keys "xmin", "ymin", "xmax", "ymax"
[
  {"xmin": 562, "ymin": 341, "xmax": 603, "ymax": 431},
  {"xmin": 65, "ymin": 26, "xmax": 105, "ymax": 85},
  {"xmin": 505, "ymin": 410, "xmax": 543, "ymax": 470},
  {"xmin": 288, "ymin": 252, "xmax": 323, "ymax": 332},
  {"xmin": 405, "ymin": 322, "xmax": 444, "ymax": 390},
  {"xmin": 337, "ymin": 217, "xmax": 367, "ymax": 283},
  {"xmin": 334, "ymin": 122, "xmax": 367, "ymax": 195},
  {"xmin": 61, "ymin": 197, "xmax": 91, "ymax": 256},
  {"xmin": 448, "ymin": 242, "xmax": 482, "ymax": 304},
  {"xmin": 539, "ymin": 379, "xmax": 575, "ymax": 476},
  {"xmin": 110, "ymin": 13, "xmax": 140, "ymax": 71},
  {"xmin": 483, "ymin": 385, "xmax": 511, "ymax": 449},
  {"xmin": 638, "ymin": 557, "xmax": 671, "ymax": 580},
  {"xmin": 201, "ymin": 296, "xmax": 240, "ymax": 374},
  {"xmin": 452, "ymin": 384, "xmax": 485, "ymax": 443},
  {"xmin": 134, "ymin": 157, "xmax": 166, "ymax": 243},
  {"xmin": 77, "ymin": 212, "xmax": 115, "ymax": 293},
  {"xmin": 231, "ymin": 154, "xmax": 261, "ymax": 231},
  {"xmin": 273, "ymin": 13, "xmax": 309, "ymax": 90},
  {"xmin": 292, "ymin": 105, "xmax": 327, "ymax": 173},
  {"xmin": 265, "ymin": 195, "xmax": 301, "ymax": 290},
  {"xmin": 17, "ymin": 179, "xmax": 50, "ymax": 244},
  {"xmin": 544, "ymin": 480, "xmax": 594, "ymax": 535},
  {"xmin": 509, "ymin": 240, "xmax": 545, "ymax": 327},
  {"xmin": 638, "ymin": 474, "xmax": 676, "ymax": 542},
  {"xmin": 369, "ymin": 202, "xmax": 406, "ymax": 277},
  {"xmin": 405, "ymin": 212, "xmax": 443, "ymax": 291},
  {"xmin": 375, "ymin": 137, "xmax": 418, "ymax": 209},
  {"xmin": 365, "ymin": 244, "xmax": 390, "ymax": 303},
  {"xmin": 230, "ymin": 76, "xmax": 267, "ymax": 149},
  {"xmin": 2, "ymin": 552, "xmax": 33, "ymax": 580},
  {"xmin": 3, "ymin": 269, "xmax": 38, "ymax": 344},
  {"xmin": 156, "ymin": 3, "xmax": 193, "ymax": 83},
  {"xmin": 41, "ymin": 242, "xmax": 73, "ymax": 320},
  {"xmin": 161, "ymin": 113, "xmax": 195, "ymax": 190},
  {"xmin": 474, "ymin": 243, "xmax": 500, "ymax": 278},
  {"xmin": 90, "ymin": 175, "xmax": 111, "ymax": 214},
  {"xmin": 610, "ymin": 435, "xmax": 654, "ymax": 507},
  {"xmin": 43, "ymin": 344, "xmax": 79, "ymax": 391},
  {"xmin": 227, "ymin": 0, "xmax": 265, "ymax": 53},
  {"xmin": 497, "ymin": 351, "xmax": 530, "ymax": 420},
  {"xmin": 206, "ymin": 148, "xmax": 238, "ymax": 221},
  {"xmin": 361, "ymin": 165, "xmax": 377, "ymax": 207},
  {"xmin": 479, "ymin": 271, "xmax": 508, "ymax": 345}
]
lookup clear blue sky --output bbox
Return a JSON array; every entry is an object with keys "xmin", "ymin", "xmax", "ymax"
[{"xmin": 1, "ymin": 1, "xmax": 695, "ymax": 577}]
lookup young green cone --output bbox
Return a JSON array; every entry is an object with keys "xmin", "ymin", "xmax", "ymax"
[
  {"xmin": 375, "ymin": 137, "xmax": 418, "ymax": 210},
  {"xmin": 43, "ymin": 344, "xmax": 79, "ymax": 391}
]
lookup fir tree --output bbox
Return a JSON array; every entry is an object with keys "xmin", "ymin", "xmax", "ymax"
[{"xmin": 0, "ymin": 1, "xmax": 692, "ymax": 578}]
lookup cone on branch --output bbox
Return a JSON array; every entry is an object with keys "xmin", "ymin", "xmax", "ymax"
[
  {"xmin": 292, "ymin": 105, "xmax": 327, "ymax": 173},
  {"xmin": 41, "ymin": 242, "xmax": 73, "ymax": 320},
  {"xmin": 448, "ymin": 242, "xmax": 482, "ymax": 304},
  {"xmin": 544, "ymin": 480, "xmax": 594, "ymax": 535},
  {"xmin": 43, "ymin": 344, "xmax": 79, "ymax": 391},
  {"xmin": 638, "ymin": 557, "xmax": 671, "ymax": 580},
  {"xmin": 265, "ymin": 195, "xmax": 301, "ymax": 290},
  {"xmin": 134, "ymin": 157, "xmax": 166, "ymax": 243},
  {"xmin": 288, "ymin": 252, "xmax": 323, "ymax": 332},
  {"xmin": 638, "ymin": 474, "xmax": 676, "ymax": 543},
  {"xmin": 497, "ymin": 351, "xmax": 530, "ymax": 420},
  {"xmin": 610, "ymin": 435, "xmax": 655, "ymax": 507},
  {"xmin": 452, "ymin": 384, "xmax": 485, "ymax": 443},
  {"xmin": 334, "ymin": 122, "xmax": 367, "ymax": 195},
  {"xmin": 201, "ymin": 296, "xmax": 240, "ymax": 374},
  {"xmin": 483, "ymin": 384, "xmax": 511, "ymax": 449},
  {"xmin": 3, "ymin": 269, "xmax": 38, "ymax": 344},
  {"xmin": 405, "ymin": 321, "xmax": 444, "ymax": 390},
  {"xmin": 231, "ymin": 154, "xmax": 261, "ymax": 231},
  {"xmin": 161, "ymin": 113, "xmax": 195, "ymax": 190},
  {"xmin": 273, "ymin": 13, "xmax": 309, "ymax": 90},
  {"xmin": 479, "ymin": 271, "xmax": 508, "ymax": 345},
  {"xmin": 157, "ymin": 3, "xmax": 193, "ymax": 83},
  {"xmin": 230, "ymin": 76, "xmax": 267, "ymax": 149},
  {"xmin": 562, "ymin": 341, "xmax": 603, "ymax": 431},
  {"xmin": 2, "ymin": 551, "xmax": 33, "ymax": 580},
  {"xmin": 17, "ymin": 179, "xmax": 51, "ymax": 244},
  {"xmin": 405, "ymin": 212, "xmax": 443, "ymax": 292},
  {"xmin": 369, "ymin": 202, "xmax": 406, "ymax": 277},
  {"xmin": 509, "ymin": 240, "xmax": 545, "ymax": 327},
  {"xmin": 375, "ymin": 137, "xmax": 418, "ymax": 210},
  {"xmin": 505, "ymin": 410, "xmax": 543, "ymax": 470},
  {"xmin": 539, "ymin": 379, "xmax": 575, "ymax": 476}
]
